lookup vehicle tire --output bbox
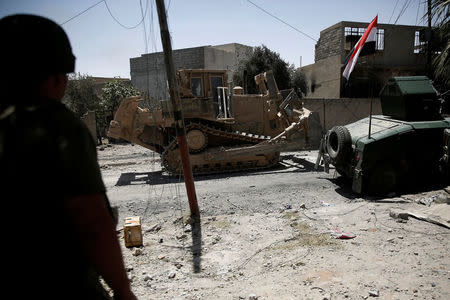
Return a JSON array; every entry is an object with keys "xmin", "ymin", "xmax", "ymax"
[{"xmin": 326, "ymin": 126, "xmax": 352, "ymax": 165}]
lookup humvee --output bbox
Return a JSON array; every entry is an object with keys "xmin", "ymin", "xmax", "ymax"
[{"xmin": 316, "ymin": 76, "xmax": 450, "ymax": 194}]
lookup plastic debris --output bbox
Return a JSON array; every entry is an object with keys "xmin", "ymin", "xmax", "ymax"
[
  {"xmin": 322, "ymin": 201, "xmax": 332, "ymax": 207},
  {"xmin": 331, "ymin": 228, "xmax": 356, "ymax": 239}
]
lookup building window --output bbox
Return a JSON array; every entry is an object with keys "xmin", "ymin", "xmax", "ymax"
[
  {"xmin": 191, "ymin": 77, "xmax": 203, "ymax": 97},
  {"xmin": 344, "ymin": 27, "xmax": 384, "ymax": 51},
  {"xmin": 414, "ymin": 31, "xmax": 426, "ymax": 53},
  {"xmin": 376, "ymin": 29, "xmax": 384, "ymax": 50}
]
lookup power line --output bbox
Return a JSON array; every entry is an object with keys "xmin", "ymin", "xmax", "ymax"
[
  {"xmin": 60, "ymin": 0, "xmax": 104, "ymax": 25},
  {"xmin": 104, "ymin": 0, "xmax": 149, "ymax": 29},
  {"xmin": 61, "ymin": 0, "xmax": 149, "ymax": 30},
  {"xmin": 388, "ymin": 0, "xmax": 400, "ymax": 24},
  {"xmin": 139, "ymin": 0, "xmax": 149, "ymax": 53},
  {"xmin": 393, "ymin": 0, "xmax": 413, "ymax": 25},
  {"xmin": 246, "ymin": 0, "xmax": 317, "ymax": 42},
  {"xmin": 415, "ymin": 0, "xmax": 421, "ymax": 26}
]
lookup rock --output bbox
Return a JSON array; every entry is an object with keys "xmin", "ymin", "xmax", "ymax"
[
  {"xmin": 174, "ymin": 262, "xmax": 183, "ymax": 269},
  {"xmin": 248, "ymin": 294, "xmax": 258, "ymax": 300},
  {"xmin": 368, "ymin": 288, "xmax": 379, "ymax": 297},
  {"xmin": 323, "ymin": 294, "xmax": 331, "ymax": 300},
  {"xmin": 132, "ymin": 248, "xmax": 142, "ymax": 256},
  {"xmin": 168, "ymin": 271, "xmax": 176, "ymax": 279},
  {"xmin": 145, "ymin": 280, "xmax": 152, "ymax": 287},
  {"xmin": 176, "ymin": 234, "xmax": 187, "ymax": 240},
  {"xmin": 158, "ymin": 255, "xmax": 166, "ymax": 260},
  {"xmin": 389, "ymin": 209, "xmax": 409, "ymax": 220},
  {"xmin": 444, "ymin": 186, "xmax": 450, "ymax": 194},
  {"xmin": 143, "ymin": 274, "xmax": 153, "ymax": 281},
  {"xmin": 299, "ymin": 203, "xmax": 306, "ymax": 209},
  {"xmin": 435, "ymin": 193, "xmax": 450, "ymax": 204},
  {"xmin": 418, "ymin": 196, "xmax": 436, "ymax": 206}
]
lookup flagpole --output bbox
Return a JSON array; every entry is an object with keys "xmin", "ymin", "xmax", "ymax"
[{"xmin": 368, "ymin": 53, "xmax": 375, "ymax": 140}]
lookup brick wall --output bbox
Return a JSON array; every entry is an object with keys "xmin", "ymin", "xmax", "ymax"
[{"xmin": 315, "ymin": 25, "xmax": 343, "ymax": 62}]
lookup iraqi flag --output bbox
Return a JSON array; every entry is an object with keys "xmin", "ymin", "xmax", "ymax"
[{"xmin": 342, "ymin": 16, "xmax": 378, "ymax": 80}]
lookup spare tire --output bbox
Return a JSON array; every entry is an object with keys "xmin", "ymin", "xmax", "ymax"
[{"xmin": 326, "ymin": 126, "xmax": 352, "ymax": 165}]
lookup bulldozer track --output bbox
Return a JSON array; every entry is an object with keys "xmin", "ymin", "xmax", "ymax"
[{"xmin": 161, "ymin": 122, "xmax": 279, "ymax": 175}]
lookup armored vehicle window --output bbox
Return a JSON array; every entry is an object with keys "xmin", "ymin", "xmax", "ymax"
[
  {"xmin": 191, "ymin": 77, "xmax": 203, "ymax": 97},
  {"xmin": 211, "ymin": 76, "xmax": 223, "ymax": 99}
]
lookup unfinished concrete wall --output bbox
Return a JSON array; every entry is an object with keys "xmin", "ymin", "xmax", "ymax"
[
  {"xmin": 301, "ymin": 54, "xmax": 342, "ymax": 99},
  {"xmin": 130, "ymin": 47, "xmax": 205, "ymax": 102},
  {"xmin": 304, "ymin": 21, "xmax": 428, "ymax": 99},
  {"xmin": 130, "ymin": 43, "xmax": 252, "ymax": 102},
  {"xmin": 303, "ymin": 98, "xmax": 382, "ymax": 132},
  {"xmin": 208, "ymin": 43, "xmax": 253, "ymax": 82},
  {"xmin": 340, "ymin": 22, "xmax": 427, "ymax": 67}
]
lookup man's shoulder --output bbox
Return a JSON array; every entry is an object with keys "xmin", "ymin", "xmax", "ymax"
[{"xmin": 39, "ymin": 100, "xmax": 91, "ymax": 137}]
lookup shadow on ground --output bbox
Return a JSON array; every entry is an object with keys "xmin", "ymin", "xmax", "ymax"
[
  {"xmin": 328, "ymin": 173, "xmax": 449, "ymax": 201},
  {"xmin": 191, "ymin": 220, "xmax": 202, "ymax": 273},
  {"xmin": 115, "ymin": 155, "xmax": 324, "ymax": 186}
]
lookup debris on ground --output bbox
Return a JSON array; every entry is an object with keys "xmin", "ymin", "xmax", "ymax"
[
  {"xmin": 97, "ymin": 145, "xmax": 450, "ymax": 299},
  {"xmin": 331, "ymin": 228, "xmax": 356, "ymax": 239}
]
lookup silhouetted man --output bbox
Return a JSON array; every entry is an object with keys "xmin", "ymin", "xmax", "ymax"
[{"xmin": 0, "ymin": 14, "xmax": 136, "ymax": 300}]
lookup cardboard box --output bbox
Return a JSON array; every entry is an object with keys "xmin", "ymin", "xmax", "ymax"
[{"xmin": 124, "ymin": 216, "xmax": 143, "ymax": 247}]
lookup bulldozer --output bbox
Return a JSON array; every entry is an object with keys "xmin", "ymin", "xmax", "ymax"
[{"xmin": 108, "ymin": 69, "xmax": 312, "ymax": 175}]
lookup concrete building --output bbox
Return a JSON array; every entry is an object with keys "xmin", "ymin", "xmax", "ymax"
[
  {"xmin": 130, "ymin": 43, "xmax": 253, "ymax": 101},
  {"xmin": 301, "ymin": 21, "xmax": 428, "ymax": 98}
]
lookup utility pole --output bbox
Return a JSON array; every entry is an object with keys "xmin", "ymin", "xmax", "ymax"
[{"xmin": 155, "ymin": 0, "xmax": 200, "ymax": 220}]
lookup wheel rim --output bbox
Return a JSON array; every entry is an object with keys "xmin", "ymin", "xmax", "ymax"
[{"xmin": 186, "ymin": 129, "xmax": 207, "ymax": 152}]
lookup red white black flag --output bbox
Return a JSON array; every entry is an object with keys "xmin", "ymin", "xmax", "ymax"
[{"xmin": 342, "ymin": 16, "xmax": 378, "ymax": 80}]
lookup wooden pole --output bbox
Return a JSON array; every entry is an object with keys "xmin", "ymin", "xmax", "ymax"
[{"xmin": 155, "ymin": 0, "xmax": 200, "ymax": 220}]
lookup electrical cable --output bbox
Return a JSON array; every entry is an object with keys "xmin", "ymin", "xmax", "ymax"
[
  {"xmin": 104, "ymin": 0, "xmax": 149, "ymax": 29},
  {"xmin": 388, "ymin": 0, "xmax": 400, "ymax": 24},
  {"xmin": 415, "ymin": 0, "xmax": 421, "ymax": 26},
  {"xmin": 246, "ymin": 0, "xmax": 317, "ymax": 42},
  {"xmin": 60, "ymin": 0, "xmax": 150, "ymax": 29},
  {"xmin": 60, "ymin": 0, "xmax": 104, "ymax": 25},
  {"xmin": 393, "ymin": 0, "xmax": 413, "ymax": 25}
]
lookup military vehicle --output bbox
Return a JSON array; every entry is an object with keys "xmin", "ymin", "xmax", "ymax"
[
  {"xmin": 108, "ymin": 69, "xmax": 313, "ymax": 174},
  {"xmin": 316, "ymin": 76, "xmax": 450, "ymax": 195}
]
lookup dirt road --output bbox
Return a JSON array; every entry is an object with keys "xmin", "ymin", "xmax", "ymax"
[{"xmin": 98, "ymin": 144, "xmax": 450, "ymax": 300}]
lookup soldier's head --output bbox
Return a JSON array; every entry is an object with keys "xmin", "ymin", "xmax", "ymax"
[{"xmin": 0, "ymin": 14, "xmax": 76, "ymax": 101}]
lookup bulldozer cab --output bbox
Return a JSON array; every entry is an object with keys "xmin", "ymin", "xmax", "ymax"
[{"xmin": 177, "ymin": 69, "xmax": 231, "ymax": 119}]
